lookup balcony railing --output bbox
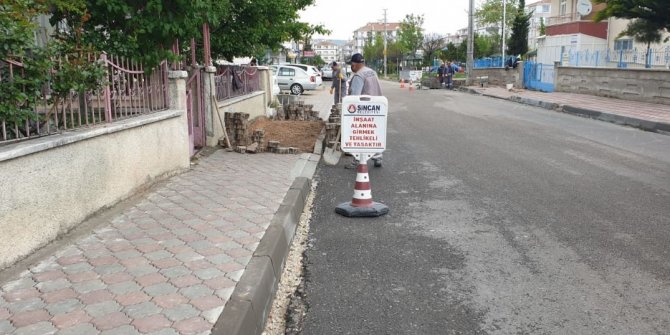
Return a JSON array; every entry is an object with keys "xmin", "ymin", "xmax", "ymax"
[{"xmin": 546, "ymin": 14, "xmax": 581, "ymax": 26}]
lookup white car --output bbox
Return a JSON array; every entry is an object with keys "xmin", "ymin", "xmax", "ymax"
[
  {"xmin": 270, "ymin": 65, "xmax": 322, "ymax": 95},
  {"xmin": 321, "ymin": 66, "xmax": 333, "ymax": 80},
  {"xmin": 283, "ymin": 64, "xmax": 323, "ymax": 87}
]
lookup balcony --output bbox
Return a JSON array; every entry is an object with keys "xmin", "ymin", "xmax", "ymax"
[{"xmin": 545, "ymin": 14, "xmax": 608, "ymax": 39}]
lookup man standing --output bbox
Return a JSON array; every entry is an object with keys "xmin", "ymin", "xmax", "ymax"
[
  {"xmin": 346, "ymin": 53, "xmax": 383, "ymax": 168},
  {"xmin": 329, "ymin": 61, "xmax": 347, "ymax": 105},
  {"xmin": 438, "ymin": 62, "xmax": 447, "ymax": 88},
  {"xmin": 348, "ymin": 53, "xmax": 383, "ymax": 96},
  {"xmin": 446, "ymin": 61, "xmax": 455, "ymax": 89}
]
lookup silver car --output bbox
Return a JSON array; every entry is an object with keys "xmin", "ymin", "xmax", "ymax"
[{"xmin": 271, "ymin": 65, "xmax": 323, "ymax": 95}]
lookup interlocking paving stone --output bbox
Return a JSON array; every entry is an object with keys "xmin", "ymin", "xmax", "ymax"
[
  {"xmin": 100, "ymin": 325, "xmax": 141, "ymax": 335},
  {"xmin": 58, "ymin": 323, "xmax": 98, "ymax": 335},
  {"xmin": 13, "ymin": 321, "xmax": 57, "ymax": 335},
  {"xmin": 0, "ymin": 320, "xmax": 16, "ymax": 333},
  {"xmin": 85, "ymin": 300, "xmax": 121, "ymax": 318},
  {"xmin": 46, "ymin": 299, "xmax": 82, "ymax": 315},
  {"xmin": 178, "ymin": 284, "xmax": 213, "ymax": 300},
  {"xmin": 143, "ymin": 282, "xmax": 178, "ymax": 297},
  {"xmin": 132, "ymin": 314, "xmax": 172, "ymax": 333},
  {"xmin": 123, "ymin": 301, "xmax": 162, "ymax": 319},
  {"xmin": 152, "ymin": 293, "xmax": 189, "ymax": 309},
  {"xmin": 147, "ymin": 328, "xmax": 180, "ymax": 335},
  {"xmin": 0, "ymin": 151, "xmax": 299, "ymax": 334},
  {"xmin": 36, "ymin": 278, "xmax": 71, "ymax": 293},
  {"xmin": 163, "ymin": 303, "xmax": 201, "ymax": 322},
  {"xmin": 6, "ymin": 297, "xmax": 46, "ymax": 313},
  {"xmin": 10, "ymin": 309, "xmax": 51, "ymax": 327},
  {"xmin": 108, "ymin": 281, "xmax": 142, "ymax": 295},
  {"xmin": 91, "ymin": 311, "xmax": 131, "ymax": 331},
  {"xmin": 72, "ymin": 279, "xmax": 107, "ymax": 294},
  {"xmin": 51, "ymin": 310, "xmax": 92, "ymax": 329}
]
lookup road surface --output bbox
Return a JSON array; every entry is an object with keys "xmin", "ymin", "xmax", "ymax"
[{"xmin": 298, "ymin": 81, "xmax": 670, "ymax": 335}]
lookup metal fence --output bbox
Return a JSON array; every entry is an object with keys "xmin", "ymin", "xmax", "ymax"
[
  {"xmin": 1, "ymin": 54, "xmax": 169, "ymax": 144},
  {"xmin": 537, "ymin": 46, "xmax": 670, "ymax": 69},
  {"xmin": 474, "ymin": 56, "xmax": 504, "ymax": 68},
  {"xmin": 214, "ymin": 65, "xmax": 261, "ymax": 101}
]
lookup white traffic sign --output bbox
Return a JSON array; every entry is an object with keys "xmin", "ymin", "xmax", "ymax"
[{"xmin": 341, "ymin": 95, "xmax": 388, "ymax": 154}]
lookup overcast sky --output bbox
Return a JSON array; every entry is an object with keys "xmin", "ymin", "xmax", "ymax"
[{"xmin": 299, "ymin": 0, "xmax": 541, "ymax": 40}]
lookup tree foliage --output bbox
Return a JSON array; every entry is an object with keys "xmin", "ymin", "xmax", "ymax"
[
  {"xmin": 475, "ymin": 0, "xmax": 518, "ymax": 33},
  {"xmin": 594, "ymin": 0, "xmax": 670, "ymax": 32},
  {"xmin": 47, "ymin": 0, "xmax": 324, "ymax": 67},
  {"xmin": 507, "ymin": 0, "xmax": 530, "ymax": 57},
  {"xmin": 422, "ymin": 33, "xmax": 445, "ymax": 66},
  {"xmin": 398, "ymin": 14, "xmax": 424, "ymax": 58}
]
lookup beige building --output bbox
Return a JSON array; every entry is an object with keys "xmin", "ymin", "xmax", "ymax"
[
  {"xmin": 527, "ymin": 0, "xmax": 552, "ymax": 49},
  {"xmin": 537, "ymin": 0, "xmax": 670, "ymax": 67},
  {"xmin": 314, "ymin": 41, "xmax": 339, "ymax": 63},
  {"xmin": 353, "ymin": 22, "xmax": 401, "ymax": 54}
]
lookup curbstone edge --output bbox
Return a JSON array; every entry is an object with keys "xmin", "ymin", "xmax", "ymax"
[{"xmin": 212, "ymin": 176, "xmax": 312, "ymax": 335}]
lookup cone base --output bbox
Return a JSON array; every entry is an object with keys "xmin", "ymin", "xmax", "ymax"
[{"xmin": 335, "ymin": 202, "xmax": 389, "ymax": 217}]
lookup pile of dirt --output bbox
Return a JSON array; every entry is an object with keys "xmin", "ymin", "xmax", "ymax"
[{"xmin": 249, "ymin": 117, "xmax": 324, "ymax": 153}]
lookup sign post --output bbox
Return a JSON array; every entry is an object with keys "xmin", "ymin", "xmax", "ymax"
[{"xmin": 335, "ymin": 95, "xmax": 389, "ymax": 217}]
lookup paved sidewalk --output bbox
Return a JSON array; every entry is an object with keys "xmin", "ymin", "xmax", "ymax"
[
  {"xmin": 0, "ymin": 151, "xmax": 301, "ymax": 335},
  {"xmin": 300, "ymin": 86, "xmax": 335, "ymax": 121},
  {"xmin": 465, "ymin": 86, "xmax": 670, "ymax": 131}
]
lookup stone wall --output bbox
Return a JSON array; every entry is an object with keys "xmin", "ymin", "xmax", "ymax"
[
  {"xmin": 472, "ymin": 63, "xmax": 524, "ymax": 89},
  {"xmin": 556, "ymin": 66, "xmax": 670, "ymax": 105}
]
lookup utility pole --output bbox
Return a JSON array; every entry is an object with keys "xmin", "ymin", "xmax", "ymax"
[
  {"xmin": 466, "ymin": 0, "xmax": 475, "ymax": 85},
  {"xmin": 502, "ymin": 0, "xmax": 507, "ymax": 67},
  {"xmin": 383, "ymin": 8, "xmax": 388, "ymax": 78}
]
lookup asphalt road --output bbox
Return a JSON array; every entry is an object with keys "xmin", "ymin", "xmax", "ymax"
[{"xmin": 298, "ymin": 81, "xmax": 670, "ymax": 335}]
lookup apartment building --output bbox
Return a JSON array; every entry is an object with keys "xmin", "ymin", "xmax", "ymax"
[{"xmin": 353, "ymin": 22, "xmax": 401, "ymax": 54}]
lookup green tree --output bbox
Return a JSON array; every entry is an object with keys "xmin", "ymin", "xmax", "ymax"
[
  {"xmin": 507, "ymin": 0, "xmax": 530, "ymax": 57},
  {"xmin": 48, "ymin": 0, "xmax": 324, "ymax": 67},
  {"xmin": 539, "ymin": 17, "xmax": 546, "ymax": 36},
  {"xmin": 594, "ymin": 0, "xmax": 670, "ymax": 31},
  {"xmin": 441, "ymin": 42, "xmax": 466, "ymax": 63},
  {"xmin": 363, "ymin": 34, "xmax": 385, "ymax": 65},
  {"xmin": 620, "ymin": 18, "xmax": 664, "ymax": 67},
  {"xmin": 398, "ymin": 14, "xmax": 424, "ymax": 60},
  {"xmin": 475, "ymin": 0, "xmax": 518, "ymax": 33}
]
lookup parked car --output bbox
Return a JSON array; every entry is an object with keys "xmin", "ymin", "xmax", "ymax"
[
  {"xmin": 270, "ymin": 65, "xmax": 322, "ymax": 95},
  {"xmin": 321, "ymin": 66, "xmax": 333, "ymax": 80},
  {"xmin": 283, "ymin": 63, "xmax": 323, "ymax": 86}
]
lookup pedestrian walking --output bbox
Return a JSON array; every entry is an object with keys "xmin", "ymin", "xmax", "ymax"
[
  {"xmin": 329, "ymin": 61, "xmax": 347, "ymax": 105},
  {"xmin": 346, "ymin": 53, "xmax": 383, "ymax": 168}
]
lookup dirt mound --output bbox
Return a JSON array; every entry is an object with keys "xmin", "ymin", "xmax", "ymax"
[{"xmin": 249, "ymin": 117, "xmax": 324, "ymax": 153}]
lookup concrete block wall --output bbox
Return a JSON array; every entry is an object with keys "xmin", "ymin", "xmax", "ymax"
[
  {"xmin": 556, "ymin": 67, "xmax": 670, "ymax": 105},
  {"xmin": 0, "ymin": 72, "xmax": 191, "ymax": 269},
  {"xmin": 472, "ymin": 63, "xmax": 524, "ymax": 89}
]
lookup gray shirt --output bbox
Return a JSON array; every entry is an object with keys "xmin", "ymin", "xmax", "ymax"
[{"xmin": 348, "ymin": 66, "xmax": 383, "ymax": 96}]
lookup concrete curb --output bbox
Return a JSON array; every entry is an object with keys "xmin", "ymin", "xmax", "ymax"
[
  {"xmin": 212, "ymin": 177, "xmax": 312, "ymax": 335},
  {"xmin": 509, "ymin": 95, "xmax": 560, "ymax": 110},
  {"xmin": 461, "ymin": 87, "xmax": 670, "ymax": 135},
  {"xmin": 561, "ymin": 105, "xmax": 670, "ymax": 134}
]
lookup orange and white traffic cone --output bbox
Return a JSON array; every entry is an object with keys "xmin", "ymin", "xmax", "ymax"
[
  {"xmin": 336, "ymin": 158, "xmax": 389, "ymax": 217},
  {"xmin": 400, "ymin": 79, "xmax": 405, "ymax": 88}
]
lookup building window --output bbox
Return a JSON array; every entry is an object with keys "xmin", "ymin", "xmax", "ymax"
[
  {"xmin": 614, "ymin": 39, "xmax": 633, "ymax": 51},
  {"xmin": 559, "ymin": 0, "xmax": 567, "ymax": 15},
  {"xmin": 542, "ymin": 4, "xmax": 550, "ymax": 13}
]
